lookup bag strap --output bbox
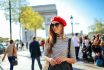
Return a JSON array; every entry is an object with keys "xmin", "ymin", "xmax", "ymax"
[
  {"xmin": 67, "ymin": 38, "xmax": 71, "ymax": 58},
  {"xmin": 12, "ymin": 45, "xmax": 14, "ymax": 56}
]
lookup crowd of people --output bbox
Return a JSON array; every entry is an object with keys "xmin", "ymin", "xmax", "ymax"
[{"xmin": 77, "ymin": 34, "xmax": 104, "ymax": 66}]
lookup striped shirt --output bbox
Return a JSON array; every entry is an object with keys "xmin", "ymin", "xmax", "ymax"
[{"xmin": 45, "ymin": 37, "xmax": 76, "ymax": 59}]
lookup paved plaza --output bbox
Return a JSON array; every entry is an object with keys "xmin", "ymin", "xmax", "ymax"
[{"xmin": 0, "ymin": 49, "xmax": 104, "ymax": 70}]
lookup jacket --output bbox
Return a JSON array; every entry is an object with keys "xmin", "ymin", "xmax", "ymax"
[{"xmin": 29, "ymin": 40, "xmax": 41, "ymax": 58}]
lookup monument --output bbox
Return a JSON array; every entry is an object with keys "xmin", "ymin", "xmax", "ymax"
[{"xmin": 22, "ymin": 4, "xmax": 57, "ymax": 45}]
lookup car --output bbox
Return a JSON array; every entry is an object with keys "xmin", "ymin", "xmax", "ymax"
[{"xmin": 0, "ymin": 44, "xmax": 5, "ymax": 54}]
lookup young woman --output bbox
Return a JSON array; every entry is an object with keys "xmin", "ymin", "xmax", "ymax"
[
  {"xmin": 44, "ymin": 16, "xmax": 76, "ymax": 70},
  {"xmin": 92, "ymin": 34, "xmax": 101, "ymax": 53},
  {"xmin": 2, "ymin": 40, "xmax": 17, "ymax": 70}
]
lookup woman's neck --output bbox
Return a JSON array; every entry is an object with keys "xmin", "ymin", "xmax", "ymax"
[{"xmin": 57, "ymin": 33, "xmax": 63, "ymax": 37}]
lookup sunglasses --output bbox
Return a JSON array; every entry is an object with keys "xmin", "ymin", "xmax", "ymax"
[{"xmin": 50, "ymin": 23, "xmax": 60, "ymax": 28}]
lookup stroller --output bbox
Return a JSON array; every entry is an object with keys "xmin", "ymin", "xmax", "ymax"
[{"xmin": 82, "ymin": 44, "xmax": 94, "ymax": 63}]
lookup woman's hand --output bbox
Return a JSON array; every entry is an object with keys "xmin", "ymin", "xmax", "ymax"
[
  {"xmin": 49, "ymin": 58, "xmax": 57, "ymax": 66},
  {"xmin": 55, "ymin": 57, "xmax": 66, "ymax": 64}
]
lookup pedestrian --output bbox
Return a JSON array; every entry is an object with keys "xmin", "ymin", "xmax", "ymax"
[
  {"xmin": 92, "ymin": 34, "xmax": 101, "ymax": 53},
  {"xmin": 21, "ymin": 42, "xmax": 24, "ymax": 50},
  {"xmin": 44, "ymin": 16, "xmax": 76, "ymax": 70},
  {"xmin": 29, "ymin": 37, "xmax": 42, "ymax": 70},
  {"xmin": 72, "ymin": 33, "xmax": 80, "ymax": 60},
  {"xmin": 41, "ymin": 40, "xmax": 45, "ymax": 51},
  {"xmin": 79, "ymin": 36, "xmax": 82, "ymax": 48},
  {"xmin": 100, "ymin": 34, "xmax": 104, "ymax": 54},
  {"xmin": 82, "ymin": 35, "xmax": 92, "ymax": 60},
  {"xmin": 16, "ymin": 42, "xmax": 18, "ymax": 50},
  {"xmin": 2, "ymin": 40, "xmax": 17, "ymax": 70}
]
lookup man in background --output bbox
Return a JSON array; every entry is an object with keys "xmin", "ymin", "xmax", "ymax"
[
  {"xmin": 72, "ymin": 33, "xmax": 80, "ymax": 60},
  {"xmin": 29, "ymin": 37, "xmax": 42, "ymax": 70}
]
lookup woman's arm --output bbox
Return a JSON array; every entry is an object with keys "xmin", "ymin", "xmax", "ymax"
[
  {"xmin": 55, "ymin": 56, "xmax": 76, "ymax": 64},
  {"xmin": 2, "ymin": 48, "xmax": 7, "ymax": 61},
  {"xmin": 64, "ymin": 57, "xmax": 76, "ymax": 64}
]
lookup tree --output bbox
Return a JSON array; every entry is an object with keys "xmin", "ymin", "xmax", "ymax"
[
  {"xmin": 88, "ymin": 19, "xmax": 104, "ymax": 34},
  {"xmin": 0, "ymin": 0, "xmax": 28, "ymax": 39},
  {"xmin": 0, "ymin": 37, "xmax": 9, "ymax": 42},
  {"xmin": 19, "ymin": 6, "xmax": 44, "ymax": 36},
  {"xmin": 0, "ymin": 0, "xmax": 28, "ymax": 22},
  {"xmin": 95, "ymin": 20, "xmax": 104, "ymax": 32}
]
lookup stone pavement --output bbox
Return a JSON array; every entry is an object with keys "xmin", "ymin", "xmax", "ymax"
[{"xmin": 0, "ymin": 49, "xmax": 104, "ymax": 70}]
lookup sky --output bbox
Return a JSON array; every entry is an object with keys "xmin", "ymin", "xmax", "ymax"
[{"xmin": 0, "ymin": 0, "xmax": 104, "ymax": 39}]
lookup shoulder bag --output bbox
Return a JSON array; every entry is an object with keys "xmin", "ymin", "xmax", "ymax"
[{"xmin": 12, "ymin": 46, "xmax": 18, "ymax": 66}]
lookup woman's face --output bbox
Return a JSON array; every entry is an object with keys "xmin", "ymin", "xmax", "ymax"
[{"xmin": 50, "ymin": 21, "xmax": 63, "ymax": 34}]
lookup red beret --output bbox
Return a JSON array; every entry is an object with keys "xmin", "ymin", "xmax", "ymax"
[{"xmin": 51, "ymin": 16, "xmax": 67, "ymax": 27}]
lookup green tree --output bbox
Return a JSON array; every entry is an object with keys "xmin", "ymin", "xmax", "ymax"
[
  {"xmin": 0, "ymin": 37, "xmax": 9, "ymax": 42},
  {"xmin": 88, "ymin": 19, "xmax": 104, "ymax": 34},
  {"xmin": 0, "ymin": 37, "xmax": 3, "ymax": 43},
  {"xmin": 0, "ymin": 0, "xmax": 28, "ymax": 23},
  {"xmin": 19, "ymin": 6, "xmax": 44, "ymax": 36},
  {"xmin": 95, "ymin": 20, "xmax": 104, "ymax": 32},
  {"xmin": 0, "ymin": 0, "xmax": 28, "ymax": 39}
]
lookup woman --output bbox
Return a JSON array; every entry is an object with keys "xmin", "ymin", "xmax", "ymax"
[
  {"xmin": 100, "ymin": 34, "xmax": 104, "ymax": 54},
  {"xmin": 44, "ymin": 16, "xmax": 76, "ymax": 70},
  {"xmin": 2, "ymin": 40, "xmax": 17, "ymax": 70},
  {"xmin": 92, "ymin": 34, "xmax": 101, "ymax": 53},
  {"xmin": 82, "ymin": 35, "xmax": 92, "ymax": 60}
]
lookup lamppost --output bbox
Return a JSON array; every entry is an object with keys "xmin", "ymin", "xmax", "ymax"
[
  {"xmin": 9, "ymin": 0, "xmax": 12, "ymax": 39},
  {"xmin": 70, "ymin": 15, "xmax": 73, "ymax": 36}
]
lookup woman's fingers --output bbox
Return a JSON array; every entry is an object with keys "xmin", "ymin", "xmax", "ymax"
[
  {"xmin": 50, "ymin": 58, "xmax": 57, "ymax": 66},
  {"xmin": 49, "ymin": 57, "xmax": 66, "ymax": 66},
  {"xmin": 55, "ymin": 57, "xmax": 64, "ymax": 64}
]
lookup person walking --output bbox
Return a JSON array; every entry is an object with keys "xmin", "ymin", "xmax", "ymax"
[
  {"xmin": 72, "ymin": 33, "xmax": 80, "ymax": 60},
  {"xmin": 21, "ymin": 42, "xmax": 24, "ymax": 50},
  {"xmin": 2, "ymin": 40, "xmax": 17, "ymax": 70},
  {"xmin": 44, "ymin": 16, "xmax": 76, "ymax": 70},
  {"xmin": 29, "ymin": 37, "xmax": 42, "ymax": 70},
  {"xmin": 41, "ymin": 40, "xmax": 45, "ymax": 51}
]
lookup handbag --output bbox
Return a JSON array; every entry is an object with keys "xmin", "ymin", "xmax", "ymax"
[
  {"xmin": 12, "ymin": 56, "xmax": 18, "ymax": 66},
  {"xmin": 12, "ymin": 46, "xmax": 18, "ymax": 66},
  {"xmin": 48, "ymin": 62, "xmax": 73, "ymax": 70}
]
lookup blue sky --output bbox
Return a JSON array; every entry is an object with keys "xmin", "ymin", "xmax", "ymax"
[
  {"xmin": 28, "ymin": 0, "xmax": 104, "ymax": 37},
  {"xmin": 65, "ymin": 0, "xmax": 104, "ymax": 20},
  {"xmin": 0, "ymin": 0, "xmax": 104, "ymax": 39}
]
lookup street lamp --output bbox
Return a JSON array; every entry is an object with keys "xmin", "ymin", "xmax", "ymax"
[
  {"xmin": 9, "ymin": 0, "xmax": 12, "ymax": 39},
  {"xmin": 70, "ymin": 15, "xmax": 73, "ymax": 36}
]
